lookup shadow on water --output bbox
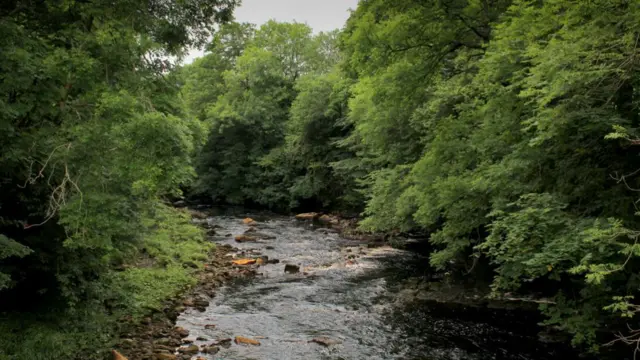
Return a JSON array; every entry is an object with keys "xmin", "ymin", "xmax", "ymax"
[{"xmin": 177, "ymin": 212, "xmax": 593, "ymax": 360}]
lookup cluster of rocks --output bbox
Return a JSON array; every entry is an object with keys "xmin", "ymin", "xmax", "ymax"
[
  {"xmin": 295, "ymin": 212, "xmax": 385, "ymax": 242},
  {"xmin": 113, "ymin": 209, "xmax": 256, "ymax": 360},
  {"xmin": 113, "ymin": 211, "xmax": 355, "ymax": 360}
]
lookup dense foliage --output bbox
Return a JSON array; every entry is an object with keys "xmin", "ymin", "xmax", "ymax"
[
  {"xmin": 185, "ymin": 21, "xmax": 361, "ymax": 211},
  {"xmin": 185, "ymin": 0, "xmax": 640, "ymax": 355},
  {"xmin": 0, "ymin": 0, "xmax": 236, "ymax": 358},
  {"xmin": 6, "ymin": 0, "xmax": 640, "ymax": 357}
]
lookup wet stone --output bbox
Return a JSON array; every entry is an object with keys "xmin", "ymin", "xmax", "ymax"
[{"xmin": 284, "ymin": 264, "xmax": 300, "ymax": 274}]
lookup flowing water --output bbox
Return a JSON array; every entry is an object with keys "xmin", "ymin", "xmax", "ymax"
[{"xmin": 177, "ymin": 210, "xmax": 585, "ymax": 360}]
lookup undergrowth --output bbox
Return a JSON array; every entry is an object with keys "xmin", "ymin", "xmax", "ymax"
[{"xmin": 0, "ymin": 204, "xmax": 210, "ymax": 360}]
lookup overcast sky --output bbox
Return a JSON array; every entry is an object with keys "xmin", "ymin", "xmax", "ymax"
[{"xmin": 183, "ymin": 0, "xmax": 360, "ymax": 64}]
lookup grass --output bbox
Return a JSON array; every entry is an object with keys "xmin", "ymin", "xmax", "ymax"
[{"xmin": 0, "ymin": 204, "xmax": 211, "ymax": 360}]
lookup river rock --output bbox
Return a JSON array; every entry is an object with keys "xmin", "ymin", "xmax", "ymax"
[
  {"xmin": 213, "ymin": 338, "xmax": 232, "ymax": 348},
  {"xmin": 202, "ymin": 345, "xmax": 220, "ymax": 354},
  {"xmin": 204, "ymin": 324, "xmax": 216, "ymax": 329},
  {"xmin": 190, "ymin": 210, "xmax": 208, "ymax": 220},
  {"xmin": 295, "ymin": 212, "xmax": 318, "ymax": 220},
  {"xmin": 232, "ymin": 258, "xmax": 257, "ymax": 265},
  {"xmin": 174, "ymin": 327, "xmax": 189, "ymax": 338},
  {"xmin": 155, "ymin": 337, "xmax": 180, "ymax": 347},
  {"xmin": 284, "ymin": 264, "xmax": 300, "ymax": 274},
  {"xmin": 242, "ymin": 218, "xmax": 256, "ymax": 225},
  {"xmin": 235, "ymin": 235, "xmax": 258, "ymax": 243},
  {"xmin": 196, "ymin": 336, "xmax": 209, "ymax": 341},
  {"xmin": 193, "ymin": 299, "xmax": 209, "ymax": 308},
  {"xmin": 177, "ymin": 344, "xmax": 199, "ymax": 354},
  {"xmin": 310, "ymin": 336, "xmax": 342, "ymax": 346},
  {"xmin": 155, "ymin": 354, "xmax": 176, "ymax": 360},
  {"xmin": 154, "ymin": 345, "xmax": 175, "ymax": 352},
  {"xmin": 120, "ymin": 338, "xmax": 135, "ymax": 348},
  {"xmin": 234, "ymin": 336, "xmax": 261, "ymax": 346},
  {"xmin": 318, "ymin": 214, "xmax": 339, "ymax": 224}
]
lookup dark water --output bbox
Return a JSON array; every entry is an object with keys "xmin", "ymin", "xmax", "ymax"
[{"xmin": 176, "ymin": 212, "xmax": 585, "ymax": 360}]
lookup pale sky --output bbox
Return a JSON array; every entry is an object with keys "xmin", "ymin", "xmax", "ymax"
[{"xmin": 183, "ymin": 0, "xmax": 360, "ymax": 64}]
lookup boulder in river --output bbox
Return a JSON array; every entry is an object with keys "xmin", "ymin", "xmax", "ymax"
[
  {"xmin": 295, "ymin": 212, "xmax": 318, "ymax": 220},
  {"xmin": 234, "ymin": 336, "xmax": 261, "ymax": 346},
  {"xmin": 284, "ymin": 264, "xmax": 300, "ymax": 274},
  {"xmin": 204, "ymin": 324, "xmax": 216, "ymax": 329}
]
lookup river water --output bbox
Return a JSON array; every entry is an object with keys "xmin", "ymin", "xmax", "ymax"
[{"xmin": 176, "ymin": 211, "xmax": 585, "ymax": 360}]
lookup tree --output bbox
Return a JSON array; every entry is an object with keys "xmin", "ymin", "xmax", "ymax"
[{"xmin": 0, "ymin": 0, "xmax": 237, "ymax": 346}]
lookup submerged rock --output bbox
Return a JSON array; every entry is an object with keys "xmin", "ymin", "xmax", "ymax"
[
  {"xmin": 234, "ymin": 235, "xmax": 258, "ymax": 243},
  {"xmin": 310, "ymin": 336, "xmax": 342, "ymax": 346},
  {"xmin": 212, "ymin": 338, "xmax": 233, "ymax": 348},
  {"xmin": 284, "ymin": 264, "xmax": 300, "ymax": 274}
]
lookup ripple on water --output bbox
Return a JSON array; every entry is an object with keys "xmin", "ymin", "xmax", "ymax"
[{"xmin": 177, "ymin": 213, "xmax": 586, "ymax": 360}]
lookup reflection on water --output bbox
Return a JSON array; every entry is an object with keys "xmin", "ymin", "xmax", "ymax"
[{"xmin": 177, "ymin": 211, "xmax": 585, "ymax": 360}]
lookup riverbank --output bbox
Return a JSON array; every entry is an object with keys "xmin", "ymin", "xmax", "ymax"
[
  {"xmin": 0, "ymin": 205, "xmax": 223, "ymax": 360},
  {"xmin": 113, "ymin": 242, "xmax": 240, "ymax": 360}
]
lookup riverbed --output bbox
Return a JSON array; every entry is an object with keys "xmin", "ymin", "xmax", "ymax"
[{"xmin": 176, "ymin": 210, "xmax": 585, "ymax": 360}]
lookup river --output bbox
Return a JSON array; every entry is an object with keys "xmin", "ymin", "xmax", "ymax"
[{"xmin": 176, "ymin": 210, "xmax": 586, "ymax": 360}]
